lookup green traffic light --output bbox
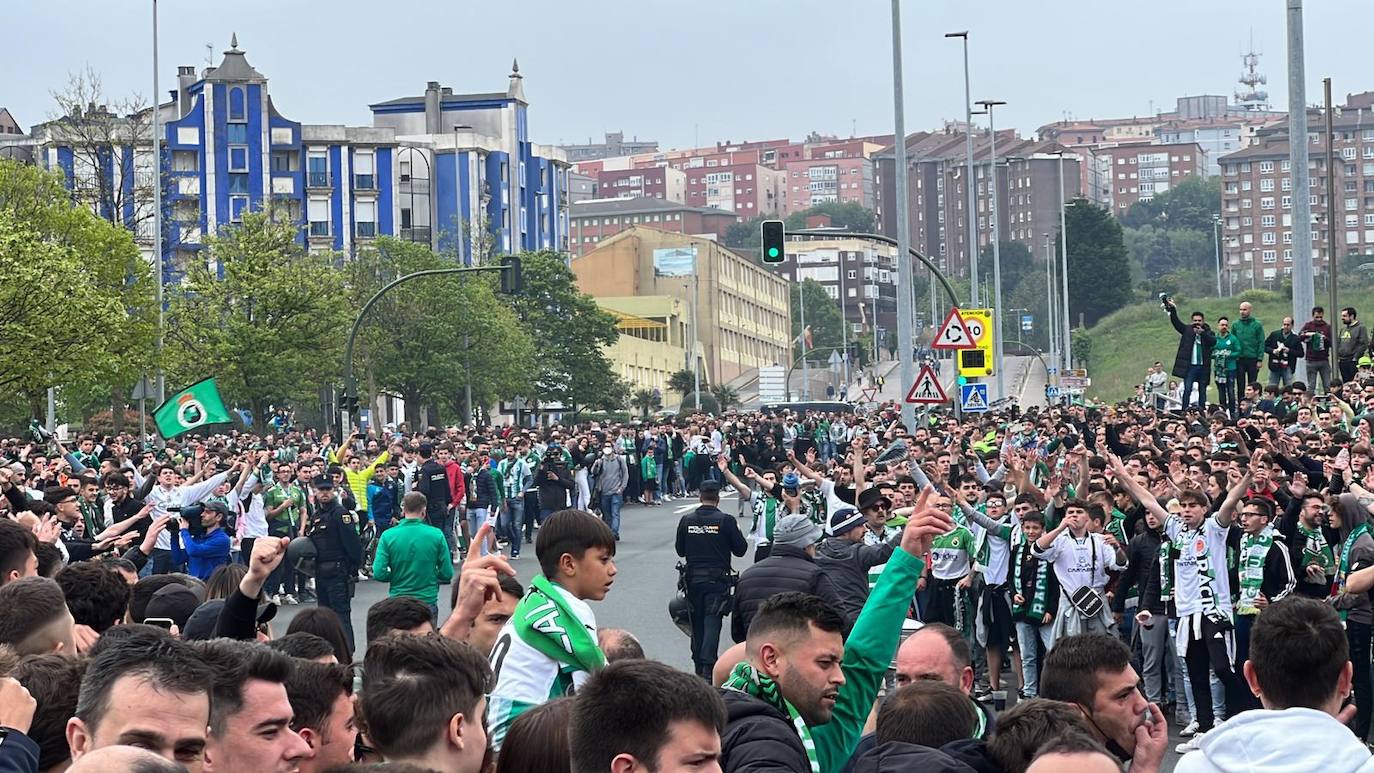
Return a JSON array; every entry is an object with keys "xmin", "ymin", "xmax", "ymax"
[
  {"xmin": 768, "ymin": 247, "xmax": 779, "ymax": 258},
  {"xmin": 957, "ymin": 375, "xmax": 968, "ymax": 386}
]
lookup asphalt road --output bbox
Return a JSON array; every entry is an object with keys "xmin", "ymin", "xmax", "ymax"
[{"xmin": 275, "ymin": 491, "xmax": 1191, "ymax": 769}]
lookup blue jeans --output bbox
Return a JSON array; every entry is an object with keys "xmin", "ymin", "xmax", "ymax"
[
  {"xmin": 500, "ymin": 498, "xmax": 525, "ymax": 555},
  {"xmin": 1267, "ymin": 367, "xmax": 1293, "ymax": 387},
  {"xmin": 673, "ymin": 460, "xmax": 686, "ymax": 496},
  {"xmin": 1016, "ymin": 620, "xmax": 1054, "ymax": 698},
  {"xmin": 600, "ymin": 493, "xmax": 623, "ymax": 537},
  {"xmin": 1182, "ymin": 364, "xmax": 1208, "ymax": 410},
  {"xmin": 656, "ymin": 460, "xmax": 669, "ymax": 501},
  {"xmin": 469, "ymin": 508, "xmax": 491, "ymax": 557}
]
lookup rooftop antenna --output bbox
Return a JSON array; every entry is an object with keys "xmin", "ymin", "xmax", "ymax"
[{"xmin": 205, "ymin": 43, "xmax": 213, "ymax": 68}]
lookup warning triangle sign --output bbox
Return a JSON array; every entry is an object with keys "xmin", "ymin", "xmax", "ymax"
[
  {"xmin": 931, "ymin": 308, "xmax": 977, "ymax": 350},
  {"xmin": 905, "ymin": 364, "xmax": 948, "ymax": 404}
]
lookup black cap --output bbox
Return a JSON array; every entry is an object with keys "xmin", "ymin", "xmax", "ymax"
[
  {"xmin": 699, "ymin": 480, "xmax": 723, "ymax": 498},
  {"xmin": 143, "ymin": 583, "xmax": 202, "ymax": 628},
  {"xmin": 311, "ymin": 475, "xmax": 335, "ymax": 490}
]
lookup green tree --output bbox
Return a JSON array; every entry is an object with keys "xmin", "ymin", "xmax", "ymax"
[
  {"xmin": 165, "ymin": 212, "xmax": 348, "ymax": 422},
  {"xmin": 505, "ymin": 250, "xmax": 626, "ymax": 414},
  {"xmin": 784, "ymin": 201, "xmax": 876, "ymax": 233},
  {"xmin": 976, "ymin": 241, "xmax": 1036, "ymax": 297},
  {"xmin": 791, "ymin": 279, "xmax": 845, "ymax": 365},
  {"xmin": 346, "ymin": 238, "xmax": 534, "ymax": 426},
  {"xmin": 1120, "ymin": 176, "xmax": 1221, "ymax": 232},
  {"xmin": 709, "ymin": 383, "xmax": 740, "ymax": 412},
  {"xmin": 667, "ymin": 368, "xmax": 701, "ymax": 396},
  {"xmin": 1060, "ymin": 199, "xmax": 1134, "ymax": 327},
  {"xmin": 630, "ymin": 388, "xmax": 662, "ymax": 418},
  {"xmin": 723, "ymin": 215, "xmax": 767, "ymax": 251},
  {"xmin": 0, "ymin": 160, "xmax": 156, "ymax": 421}
]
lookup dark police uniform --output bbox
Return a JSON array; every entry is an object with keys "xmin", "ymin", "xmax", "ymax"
[
  {"xmin": 675, "ymin": 489, "xmax": 748, "ymax": 679},
  {"xmin": 307, "ymin": 476, "xmax": 363, "ymax": 652}
]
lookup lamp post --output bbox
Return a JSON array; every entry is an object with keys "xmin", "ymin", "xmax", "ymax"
[
  {"xmin": 946, "ymin": 31, "xmax": 977, "ymax": 304},
  {"xmin": 976, "ymin": 99, "xmax": 1007, "ymax": 400},
  {"xmin": 151, "ymin": 0, "xmax": 165, "ymax": 408},
  {"xmin": 890, "ymin": 0, "xmax": 916, "ymax": 428},
  {"xmin": 1057, "ymin": 153, "xmax": 1072, "ymax": 370},
  {"xmin": 1212, "ymin": 214, "xmax": 1223, "ymax": 297}
]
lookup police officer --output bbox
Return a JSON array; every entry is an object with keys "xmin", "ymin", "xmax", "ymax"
[
  {"xmin": 674, "ymin": 479, "xmax": 748, "ymax": 679},
  {"xmin": 306, "ymin": 475, "xmax": 362, "ymax": 652}
]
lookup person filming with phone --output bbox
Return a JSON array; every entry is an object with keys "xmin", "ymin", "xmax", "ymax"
[{"xmin": 1164, "ymin": 295, "xmax": 1217, "ymax": 412}]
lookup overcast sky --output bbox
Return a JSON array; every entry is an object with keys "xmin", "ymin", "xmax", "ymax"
[{"xmin": 5, "ymin": 1, "xmax": 1374, "ymax": 151}]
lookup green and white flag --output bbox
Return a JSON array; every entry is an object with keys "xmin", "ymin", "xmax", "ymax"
[{"xmin": 153, "ymin": 378, "xmax": 233, "ymax": 439}]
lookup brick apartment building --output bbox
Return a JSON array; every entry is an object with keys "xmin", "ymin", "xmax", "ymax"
[
  {"xmin": 568, "ymin": 196, "xmax": 737, "ymax": 257},
  {"xmin": 1090, "ymin": 141, "xmax": 1207, "ymax": 214},
  {"xmin": 875, "ymin": 129, "xmax": 1082, "ymax": 278},
  {"xmin": 1219, "ymin": 93, "xmax": 1374, "ymax": 289},
  {"xmin": 767, "ymin": 237, "xmax": 900, "ymax": 352},
  {"xmin": 596, "ymin": 166, "xmax": 686, "ymax": 203}
]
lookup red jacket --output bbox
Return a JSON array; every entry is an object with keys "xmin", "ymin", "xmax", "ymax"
[{"xmin": 443, "ymin": 460, "xmax": 466, "ymax": 508}]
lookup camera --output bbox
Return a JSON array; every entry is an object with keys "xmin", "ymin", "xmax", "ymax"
[{"xmin": 1158, "ymin": 293, "xmax": 1172, "ymax": 310}]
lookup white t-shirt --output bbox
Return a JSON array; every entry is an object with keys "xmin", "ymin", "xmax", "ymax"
[
  {"xmin": 1165, "ymin": 515, "xmax": 1234, "ymax": 619},
  {"xmin": 487, "ymin": 583, "xmax": 598, "ymax": 750},
  {"xmin": 1033, "ymin": 531, "xmax": 1123, "ymax": 595}
]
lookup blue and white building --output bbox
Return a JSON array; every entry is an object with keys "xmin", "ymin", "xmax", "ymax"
[{"xmin": 1, "ymin": 36, "xmax": 569, "ymax": 280}]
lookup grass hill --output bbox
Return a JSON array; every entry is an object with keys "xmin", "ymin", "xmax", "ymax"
[{"xmin": 1077, "ymin": 287, "xmax": 1374, "ymax": 402}]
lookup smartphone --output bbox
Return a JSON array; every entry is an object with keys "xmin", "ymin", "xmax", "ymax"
[{"xmin": 145, "ymin": 617, "xmax": 175, "ymax": 630}]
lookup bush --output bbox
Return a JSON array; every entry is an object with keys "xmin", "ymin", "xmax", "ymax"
[
  {"xmin": 82, "ymin": 408, "xmax": 145, "ymax": 436},
  {"xmin": 1238, "ymin": 288, "xmax": 1282, "ymax": 304}
]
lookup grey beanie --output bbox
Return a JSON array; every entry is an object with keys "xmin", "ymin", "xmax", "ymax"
[{"xmin": 772, "ymin": 513, "xmax": 823, "ymax": 549}]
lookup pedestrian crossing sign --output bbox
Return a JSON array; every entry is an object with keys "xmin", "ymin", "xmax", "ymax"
[
  {"xmin": 960, "ymin": 383, "xmax": 989, "ymax": 413},
  {"xmin": 905, "ymin": 364, "xmax": 948, "ymax": 404}
]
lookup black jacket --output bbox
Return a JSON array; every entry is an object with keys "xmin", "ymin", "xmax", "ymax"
[
  {"xmin": 537, "ymin": 459, "xmax": 575, "ymax": 511},
  {"xmin": 1277, "ymin": 496, "xmax": 1338, "ymax": 599},
  {"xmin": 1225, "ymin": 529, "xmax": 1297, "ymax": 610},
  {"xmin": 1169, "ymin": 306, "xmax": 1217, "ymax": 379},
  {"xmin": 815, "ymin": 536, "xmax": 893, "ymax": 629},
  {"xmin": 719, "ymin": 689, "xmax": 812, "ymax": 773},
  {"xmin": 1264, "ymin": 328, "xmax": 1304, "ymax": 373},
  {"xmin": 1113, "ymin": 528, "xmax": 1164, "ymax": 614},
  {"xmin": 470, "ymin": 467, "xmax": 497, "ymax": 510},
  {"xmin": 307, "ymin": 499, "xmax": 363, "ymax": 571},
  {"xmin": 414, "ymin": 459, "xmax": 450, "ymax": 518},
  {"xmin": 849, "ymin": 741, "xmax": 980, "ymax": 773},
  {"xmin": 732, "ymin": 543, "xmax": 843, "ymax": 643},
  {"xmin": 676, "ymin": 505, "xmax": 748, "ymax": 571}
]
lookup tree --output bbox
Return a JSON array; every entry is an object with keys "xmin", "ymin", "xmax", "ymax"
[
  {"xmin": 630, "ymin": 388, "xmax": 662, "ymax": 418},
  {"xmin": 504, "ymin": 251, "xmax": 626, "ymax": 413},
  {"xmin": 346, "ymin": 238, "xmax": 534, "ymax": 426},
  {"xmin": 723, "ymin": 215, "xmax": 767, "ymax": 251},
  {"xmin": 784, "ymin": 201, "xmax": 876, "ymax": 233},
  {"xmin": 667, "ymin": 368, "xmax": 701, "ymax": 396},
  {"xmin": 1060, "ymin": 199, "xmax": 1134, "ymax": 327},
  {"xmin": 976, "ymin": 240, "xmax": 1036, "ymax": 298},
  {"xmin": 791, "ymin": 279, "xmax": 845, "ymax": 365},
  {"xmin": 679, "ymin": 391, "xmax": 721, "ymax": 415},
  {"xmin": 0, "ymin": 160, "xmax": 156, "ymax": 422},
  {"xmin": 709, "ymin": 383, "xmax": 740, "ymax": 412},
  {"xmin": 1121, "ymin": 176, "xmax": 1221, "ymax": 232},
  {"xmin": 165, "ymin": 212, "xmax": 348, "ymax": 422}
]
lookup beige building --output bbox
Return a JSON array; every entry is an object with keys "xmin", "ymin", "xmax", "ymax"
[
  {"xmin": 573, "ymin": 227, "xmax": 791, "ymax": 385},
  {"xmin": 595, "ymin": 295, "xmax": 693, "ymax": 399}
]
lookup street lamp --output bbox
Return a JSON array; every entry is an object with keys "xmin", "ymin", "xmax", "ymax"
[
  {"xmin": 1212, "ymin": 213, "xmax": 1223, "ymax": 297},
  {"xmin": 976, "ymin": 99, "xmax": 1007, "ymax": 400},
  {"xmin": 1057, "ymin": 153, "xmax": 1072, "ymax": 370},
  {"xmin": 151, "ymin": 0, "xmax": 165, "ymax": 409},
  {"xmin": 946, "ymin": 31, "xmax": 977, "ymax": 304}
]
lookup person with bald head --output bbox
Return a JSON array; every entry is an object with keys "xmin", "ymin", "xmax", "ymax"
[{"xmin": 67, "ymin": 744, "xmax": 188, "ymax": 772}]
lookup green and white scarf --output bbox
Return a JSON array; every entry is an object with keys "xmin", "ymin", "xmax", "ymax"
[
  {"xmin": 1237, "ymin": 526, "xmax": 1275, "ymax": 615},
  {"xmin": 1012, "ymin": 544, "xmax": 1050, "ymax": 619},
  {"xmin": 752, "ymin": 496, "xmax": 780, "ymax": 542},
  {"xmin": 1158, "ymin": 539, "xmax": 1174, "ymax": 604},
  {"xmin": 1299, "ymin": 522, "xmax": 1335, "ymax": 576},
  {"xmin": 722, "ymin": 661, "xmax": 819, "ymax": 773},
  {"xmin": 1335, "ymin": 523, "xmax": 1371, "ymax": 621},
  {"xmin": 513, "ymin": 575, "xmax": 606, "ymax": 675}
]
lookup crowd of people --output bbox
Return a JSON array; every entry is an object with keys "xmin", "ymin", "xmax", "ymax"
[{"xmin": 1, "ymin": 372, "xmax": 1374, "ymax": 772}]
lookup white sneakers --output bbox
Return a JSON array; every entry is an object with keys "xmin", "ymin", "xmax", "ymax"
[{"xmin": 1176, "ymin": 730, "xmax": 1207, "ymax": 754}]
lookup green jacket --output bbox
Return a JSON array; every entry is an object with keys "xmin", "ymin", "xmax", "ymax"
[
  {"xmin": 371, "ymin": 517, "xmax": 454, "ymax": 604},
  {"xmin": 813, "ymin": 546, "xmax": 924, "ymax": 772},
  {"xmin": 1212, "ymin": 331, "xmax": 1241, "ymax": 373},
  {"xmin": 1232, "ymin": 316, "xmax": 1265, "ymax": 360}
]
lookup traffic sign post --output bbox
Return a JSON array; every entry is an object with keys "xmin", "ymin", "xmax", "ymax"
[
  {"xmin": 956, "ymin": 308, "xmax": 995, "ymax": 381},
  {"xmin": 905, "ymin": 363, "xmax": 948, "ymax": 404},
  {"xmin": 932, "ymin": 308, "xmax": 977, "ymax": 350},
  {"xmin": 959, "ymin": 383, "xmax": 990, "ymax": 413}
]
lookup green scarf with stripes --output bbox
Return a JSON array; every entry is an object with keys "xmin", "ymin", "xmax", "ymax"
[{"xmin": 722, "ymin": 661, "xmax": 819, "ymax": 773}]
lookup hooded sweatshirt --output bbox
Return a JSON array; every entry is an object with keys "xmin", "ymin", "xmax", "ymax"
[
  {"xmin": 1331, "ymin": 493, "xmax": 1374, "ymax": 625},
  {"xmin": 1175, "ymin": 706, "xmax": 1374, "ymax": 772}
]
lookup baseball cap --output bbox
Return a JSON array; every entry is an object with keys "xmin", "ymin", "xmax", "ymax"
[
  {"xmin": 182, "ymin": 598, "xmax": 278, "ymax": 641},
  {"xmin": 827, "ymin": 507, "xmax": 865, "ymax": 537},
  {"xmin": 142, "ymin": 584, "xmax": 202, "ymax": 629}
]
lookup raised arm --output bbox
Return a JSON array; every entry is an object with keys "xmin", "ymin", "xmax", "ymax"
[
  {"xmin": 1108, "ymin": 452, "xmax": 1172, "ymax": 524},
  {"xmin": 717, "ymin": 455, "xmax": 751, "ymax": 499},
  {"xmin": 1213, "ymin": 452, "xmax": 1257, "ymax": 528}
]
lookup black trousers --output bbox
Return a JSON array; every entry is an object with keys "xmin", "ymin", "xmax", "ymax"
[
  {"xmin": 1341, "ymin": 359, "xmax": 1359, "ymax": 385},
  {"xmin": 687, "ymin": 577, "xmax": 731, "ymax": 678},
  {"xmin": 1183, "ymin": 615, "xmax": 1251, "ymax": 731},
  {"xmin": 316, "ymin": 566, "xmax": 355, "ymax": 656},
  {"xmin": 1350, "ymin": 621, "xmax": 1372, "ymax": 740},
  {"xmin": 1236, "ymin": 357, "xmax": 1260, "ymax": 395}
]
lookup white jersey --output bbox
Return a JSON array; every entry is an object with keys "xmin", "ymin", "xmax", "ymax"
[
  {"xmin": 1033, "ymin": 531, "xmax": 1123, "ymax": 595},
  {"xmin": 1165, "ymin": 515, "xmax": 1234, "ymax": 620},
  {"xmin": 486, "ymin": 583, "xmax": 598, "ymax": 750},
  {"xmin": 145, "ymin": 471, "xmax": 230, "ymax": 550}
]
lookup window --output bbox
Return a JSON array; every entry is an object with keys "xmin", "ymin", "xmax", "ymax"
[
  {"xmin": 308, "ymin": 198, "xmax": 329, "ymax": 237},
  {"xmin": 1284, "ymin": 249, "xmax": 1293, "ymax": 261},
  {"xmin": 307, "ymin": 153, "xmax": 328, "ymax": 187},
  {"xmin": 229, "ymin": 195, "xmax": 248, "ymax": 222},
  {"xmin": 1281, "ymin": 195, "xmax": 1292, "ymax": 209},
  {"xmin": 1261, "ymin": 215, "xmax": 1276, "ymax": 227},
  {"xmin": 1281, "ymin": 177, "xmax": 1292, "ymax": 191},
  {"xmin": 228, "ymin": 87, "xmax": 246, "ymax": 122},
  {"xmin": 225, "ymin": 123, "xmax": 248, "ymax": 144},
  {"xmin": 1262, "ymin": 250, "xmax": 1277, "ymax": 263},
  {"xmin": 1241, "ymin": 180, "xmax": 1252, "ymax": 191},
  {"xmin": 228, "ymin": 146, "xmax": 248, "ymax": 172},
  {"xmin": 1350, "ymin": 215, "xmax": 1361, "ymax": 228},
  {"xmin": 172, "ymin": 150, "xmax": 198, "ymax": 172},
  {"xmin": 1260, "ymin": 161, "xmax": 1274, "ymax": 172},
  {"xmin": 1351, "ymin": 231, "xmax": 1362, "ymax": 245},
  {"xmin": 1283, "ymin": 232, "xmax": 1293, "ymax": 244},
  {"xmin": 354, "ymin": 152, "xmax": 375, "ymax": 190},
  {"xmin": 1348, "ymin": 197, "xmax": 1359, "ymax": 211},
  {"xmin": 1260, "ymin": 197, "xmax": 1274, "ymax": 209},
  {"xmin": 1260, "ymin": 178, "xmax": 1274, "ymax": 192},
  {"xmin": 1283, "ymin": 160, "xmax": 1292, "ymax": 171},
  {"xmin": 355, "ymin": 201, "xmax": 376, "ymax": 237},
  {"xmin": 846, "ymin": 270, "xmax": 857, "ymax": 280},
  {"xmin": 270, "ymin": 150, "xmax": 297, "ymax": 172},
  {"xmin": 1344, "ymin": 147, "xmax": 1358, "ymax": 160},
  {"xmin": 227, "ymin": 174, "xmax": 249, "ymax": 194},
  {"xmin": 1262, "ymin": 232, "xmax": 1276, "ymax": 245}
]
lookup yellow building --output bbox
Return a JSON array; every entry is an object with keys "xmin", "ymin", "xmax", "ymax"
[
  {"xmin": 595, "ymin": 295, "xmax": 692, "ymax": 399},
  {"xmin": 573, "ymin": 227, "xmax": 791, "ymax": 385}
]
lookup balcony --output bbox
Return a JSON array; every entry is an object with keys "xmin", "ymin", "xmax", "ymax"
[
  {"xmin": 400, "ymin": 226, "xmax": 432, "ymax": 243},
  {"xmin": 354, "ymin": 174, "xmax": 376, "ymax": 191},
  {"xmin": 306, "ymin": 172, "xmax": 331, "ymax": 190}
]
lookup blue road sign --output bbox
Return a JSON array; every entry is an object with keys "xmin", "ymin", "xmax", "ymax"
[{"xmin": 960, "ymin": 383, "xmax": 989, "ymax": 413}]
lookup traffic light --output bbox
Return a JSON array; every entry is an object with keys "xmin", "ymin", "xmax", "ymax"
[
  {"xmin": 338, "ymin": 390, "xmax": 359, "ymax": 413},
  {"xmin": 760, "ymin": 220, "xmax": 785, "ymax": 263},
  {"xmin": 500, "ymin": 256, "xmax": 523, "ymax": 295}
]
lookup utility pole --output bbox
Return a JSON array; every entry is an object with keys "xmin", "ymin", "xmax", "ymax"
[
  {"xmin": 946, "ymin": 31, "xmax": 977, "ymax": 304},
  {"xmin": 152, "ymin": 0, "xmax": 165, "ymax": 407},
  {"xmin": 1325, "ymin": 77, "xmax": 1338, "ymax": 320},
  {"xmin": 1044, "ymin": 233, "xmax": 1058, "ymax": 373},
  {"xmin": 891, "ymin": 0, "xmax": 916, "ymax": 428},
  {"xmin": 1212, "ymin": 215, "xmax": 1223, "ymax": 297},
  {"xmin": 799, "ymin": 285, "xmax": 810, "ymax": 400},
  {"xmin": 1287, "ymin": 0, "xmax": 1315, "ymax": 384},
  {"xmin": 1057, "ymin": 154, "xmax": 1072, "ymax": 370},
  {"xmin": 977, "ymin": 99, "xmax": 1008, "ymax": 400}
]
